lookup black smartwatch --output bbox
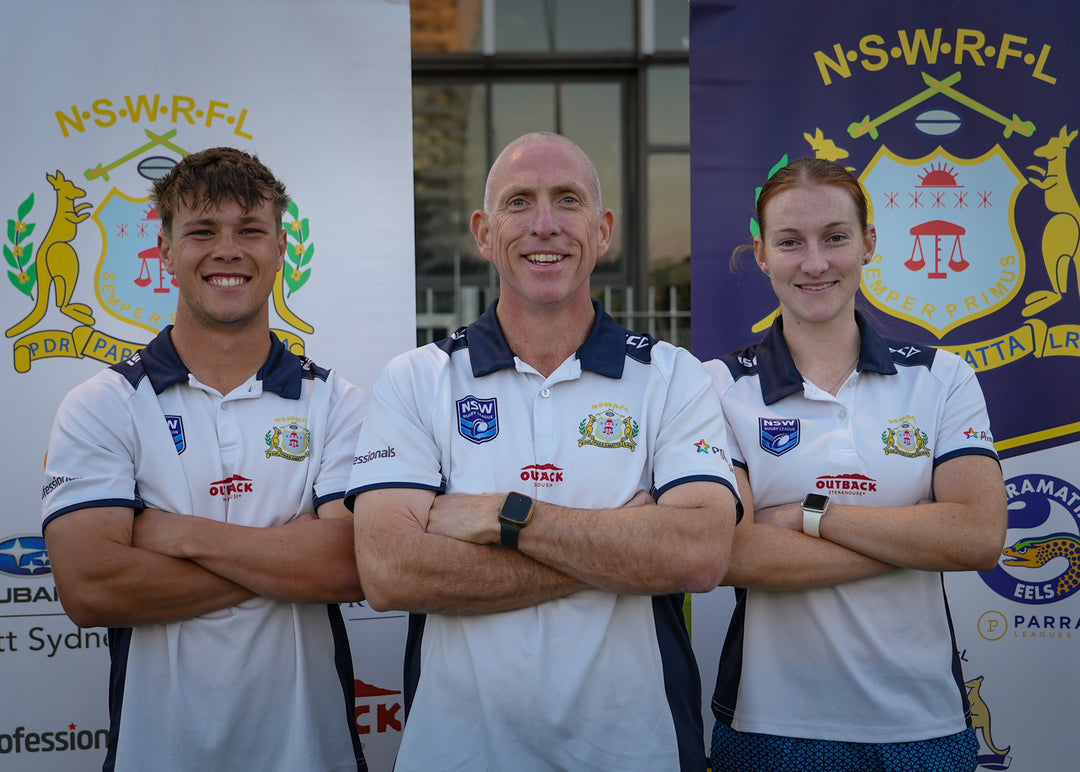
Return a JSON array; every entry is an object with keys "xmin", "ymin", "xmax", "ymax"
[
  {"xmin": 498, "ymin": 492, "xmax": 535, "ymax": 548},
  {"xmin": 801, "ymin": 493, "xmax": 830, "ymax": 538}
]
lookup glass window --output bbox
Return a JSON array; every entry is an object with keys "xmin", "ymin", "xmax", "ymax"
[
  {"xmin": 647, "ymin": 65, "xmax": 689, "ymax": 146},
  {"xmin": 411, "ymin": 0, "xmax": 484, "ymax": 53},
  {"xmin": 559, "ymin": 82, "xmax": 624, "ymax": 272},
  {"xmin": 494, "ymin": 0, "xmax": 634, "ymax": 52},
  {"xmin": 647, "ymin": 152, "xmax": 691, "ymax": 345},
  {"xmin": 653, "ymin": 0, "xmax": 689, "ymax": 52},
  {"xmin": 492, "ymin": 83, "xmax": 557, "ymax": 152},
  {"xmin": 413, "ymin": 83, "xmax": 489, "ymax": 282}
]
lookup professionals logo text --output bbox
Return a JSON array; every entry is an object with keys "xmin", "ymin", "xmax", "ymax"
[
  {"xmin": 41, "ymin": 475, "xmax": 78, "ymax": 500},
  {"xmin": 0, "ymin": 724, "xmax": 109, "ymax": 755},
  {"xmin": 354, "ymin": 447, "xmax": 396, "ymax": 464}
]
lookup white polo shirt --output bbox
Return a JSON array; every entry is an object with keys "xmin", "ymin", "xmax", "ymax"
[
  {"xmin": 42, "ymin": 328, "xmax": 367, "ymax": 772},
  {"xmin": 347, "ymin": 301, "xmax": 739, "ymax": 771},
  {"xmin": 703, "ymin": 313, "xmax": 998, "ymax": 744}
]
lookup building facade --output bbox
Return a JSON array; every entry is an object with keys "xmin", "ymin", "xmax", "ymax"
[{"xmin": 411, "ymin": 0, "xmax": 692, "ymax": 346}]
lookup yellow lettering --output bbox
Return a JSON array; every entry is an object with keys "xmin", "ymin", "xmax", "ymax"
[
  {"xmin": 896, "ymin": 28, "xmax": 943, "ymax": 65},
  {"xmin": 124, "ymin": 94, "xmax": 162, "ymax": 123},
  {"xmin": 206, "ymin": 100, "xmax": 229, "ymax": 128},
  {"xmin": 858, "ymin": 35, "xmax": 889, "ymax": 72},
  {"xmin": 1033, "ymin": 44, "xmax": 1057, "ymax": 84},
  {"xmin": 233, "ymin": 108, "xmax": 253, "ymax": 140},
  {"xmin": 92, "ymin": 99, "xmax": 117, "ymax": 128},
  {"xmin": 814, "ymin": 43, "xmax": 851, "ymax": 85},
  {"xmin": 954, "ymin": 29, "xmax": 987, "ymax": 66},
  {"xmin": 996, "ymin": 33, "xmax": 1027, "ymax": 69},
  {"xmin": 55, "ymin": 105, "xmax": 86, "ymax": 138},
  {"xmin": 172, "ymin": 95, "xmax": 197, "ymax": 125},
  {"xmin": 921, "ymin": 303, "xmax": 936, "ymax": 319}
]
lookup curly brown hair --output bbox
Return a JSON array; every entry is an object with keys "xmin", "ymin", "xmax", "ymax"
[{"xmin": 152, "ymin": 147, "xmax": 290, "ymax": 236}]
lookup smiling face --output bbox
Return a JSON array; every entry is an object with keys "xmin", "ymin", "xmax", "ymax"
[
  {"xmin": 471, "ymin": 134, "xmax": 613, "ymax": 316},
  {"xmin": 159, "ymin": 195, "xmax": 286, "ymax": 334},
  {"xmin": 755, "ymin": 182, "xmax": 875, "ymax": 330}
]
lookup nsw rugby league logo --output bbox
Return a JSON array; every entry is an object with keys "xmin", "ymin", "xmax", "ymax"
[{"xmin": 4, "ymin": 113, "xmax": 317, "ymax": 375}]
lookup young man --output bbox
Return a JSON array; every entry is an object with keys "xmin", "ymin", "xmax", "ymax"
[
  {"xmin": 42, "ymin": 147, "xmax": 367, "ymax": 771},
  {"xmin": 349, "ymin": 132, "xmax": 741, "ymax": 771}
]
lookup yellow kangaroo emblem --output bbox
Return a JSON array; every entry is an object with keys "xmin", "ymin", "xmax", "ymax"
[
  {"xmin": 1022, "ymin": 125, "xmax": 1080, "ymax": 317},
  {"xmin": 6, "ymin": 171, "xmax": 96, "ymax": 337},
  {"xmin": 965, "ymin": 675, "xmax": 1011, "ymax": 758}
]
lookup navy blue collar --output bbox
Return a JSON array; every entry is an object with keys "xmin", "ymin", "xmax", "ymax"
[
  {"xmin": 756, "ymin": 311, "xmax": 897, "ymax": 405},
  {"xmin": 465, "ymin": 299, "xmax": 629, "ymax": 379},
  {"xmin": 136, "ymin": 326, "xmax": 305, "ymax": 399}
]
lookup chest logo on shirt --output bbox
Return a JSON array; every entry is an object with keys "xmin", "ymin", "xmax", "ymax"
[
  {"xmin": 759, "ymin": 418, "xmax": 800, "ymax": 456},
  {"xmin": 521, "ymin": 463, "xmax": 565, "ymax": 488},
  {"xmin": 265, "ymin": 419, "xmax": 311, "ymax": 461},
  {"xmin": 815, "ymin": 473, "xmax": 878, "ymax": 496},
  {"xmin": 165, "ymin": 415, "xmax": 185, "ymax": 454},
  {"xmin": 578, "ymin": 403, "xmax": 638, "ymax": 451},
  {"xmin": 882, "ymin": 415, "xmax": 931, "ymax": 458},
  {"xmin": 457, "ymin": 396, "xmax": 499, "ymax": 444},
  {"xmin": 209, "ymin": 474, "xmax": 254, "ymax": 500}
]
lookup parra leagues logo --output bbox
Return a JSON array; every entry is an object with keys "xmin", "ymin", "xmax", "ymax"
[{"xmin": 5, "ymin": 106, "xmax": 317, "ymax": 374}]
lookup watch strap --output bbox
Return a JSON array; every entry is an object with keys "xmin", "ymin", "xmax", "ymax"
[{"xmin": 500, "ymin": 520, "xmax": 522, "ymax": 549}]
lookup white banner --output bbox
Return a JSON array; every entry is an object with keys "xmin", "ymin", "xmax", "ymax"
[{"xmin": 0, "ymin": 1, "xmax": 414, "ymax": 769}]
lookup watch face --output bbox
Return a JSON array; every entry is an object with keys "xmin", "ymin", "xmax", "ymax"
[
  {"xmin": 501, "ymin": 492, "xmax": 534, "ymax": 525},
  {"xmin": 802, "ymin": 493, "xmax": 829, "ymax": 512}
]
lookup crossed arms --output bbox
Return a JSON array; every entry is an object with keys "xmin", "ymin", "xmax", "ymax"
[
  {"xmin": 45, "ymin": 501, "xmax": 363, "ymax": 629},
  {"xmin": 721, "ymin": 453, "xmax": 1008, "ymax": 591},
  {"xmin": 353, "ymin": 479, "xmax": 738, "ymax": 616}
]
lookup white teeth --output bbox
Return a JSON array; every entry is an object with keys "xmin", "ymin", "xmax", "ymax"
[
  {"xmin": 525, "ymin": 254, "xmax": 564, "ymax": 264},
  {"xmin": 209, "ymin": 276, "xmax": 247, "ymax": 287}
]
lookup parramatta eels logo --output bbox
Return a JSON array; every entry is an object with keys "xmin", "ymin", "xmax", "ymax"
[
  {"xmin": 578, "ymin": 403, "xmax": 639, "ymax": 450},
  {"xmin": 4, "ymin": 123, "xmax": 316, "ymax": 374},
  {"xmin": 265, "ymin": 419, "xmax": 311, "ymax": 461},
  {"xmin": 0, "ymin": 535, "xmax": 51, "ymax": 577},
  {"xmin": 981, "ymin": 473, "xmax": 1080, "ymax": 605}
]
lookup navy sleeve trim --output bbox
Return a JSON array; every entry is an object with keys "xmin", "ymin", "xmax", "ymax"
[
  {"xmin": 933, "ymin": 446, "xmax": 1000, "ymax": 469},
  {"xmin": 654, "ymin": 475, "xmax": 743, "ymax": 524},
  {"xmin": 42, "ymin": 497, "xmax": 142, "ymax": 533},
  {"xmin": 344, "ymin": 481, "xmax": 446, "ymax": 511},
  {"xmin": 313, "ymin": 491, "xmax": 347, "ymax": 510}
]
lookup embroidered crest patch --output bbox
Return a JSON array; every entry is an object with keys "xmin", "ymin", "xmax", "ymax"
[
  {"xmin": 265, "ymin": 420, "xmax": 311, "ymax": 461},
  {"xmin": 578, "ymin": 404, "xmax": 638, "ymax": 450},
  {"xmin": 457, "ymin": 395, "xmax": 499, "ymax": 444},
  {"xmin": 882, "ymin": 416, "xmax": 931, "ymax": 458},
  {"xmin": 759, "ymin": 417, "xmax": 800, "ymax": 456}
]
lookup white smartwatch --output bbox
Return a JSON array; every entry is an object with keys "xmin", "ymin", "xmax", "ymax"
[{"xmin": 801, "ymin": 493, "xmax": 830, "ymax": 538}]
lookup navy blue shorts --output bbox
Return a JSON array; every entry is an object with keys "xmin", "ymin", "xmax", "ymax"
[{"xmin": 710, "ymin": 721, "xmax": 978, "ymax": 772}]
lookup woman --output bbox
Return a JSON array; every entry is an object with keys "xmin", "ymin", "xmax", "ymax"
[{"xmin": 703, "ymin": 158, "xmax": 1007, "ymax": 772}]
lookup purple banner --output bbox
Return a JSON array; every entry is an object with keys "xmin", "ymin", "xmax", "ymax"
[{"xmin": 690, "ymin": 0, "xmax": 1080, "ymax": 459}]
